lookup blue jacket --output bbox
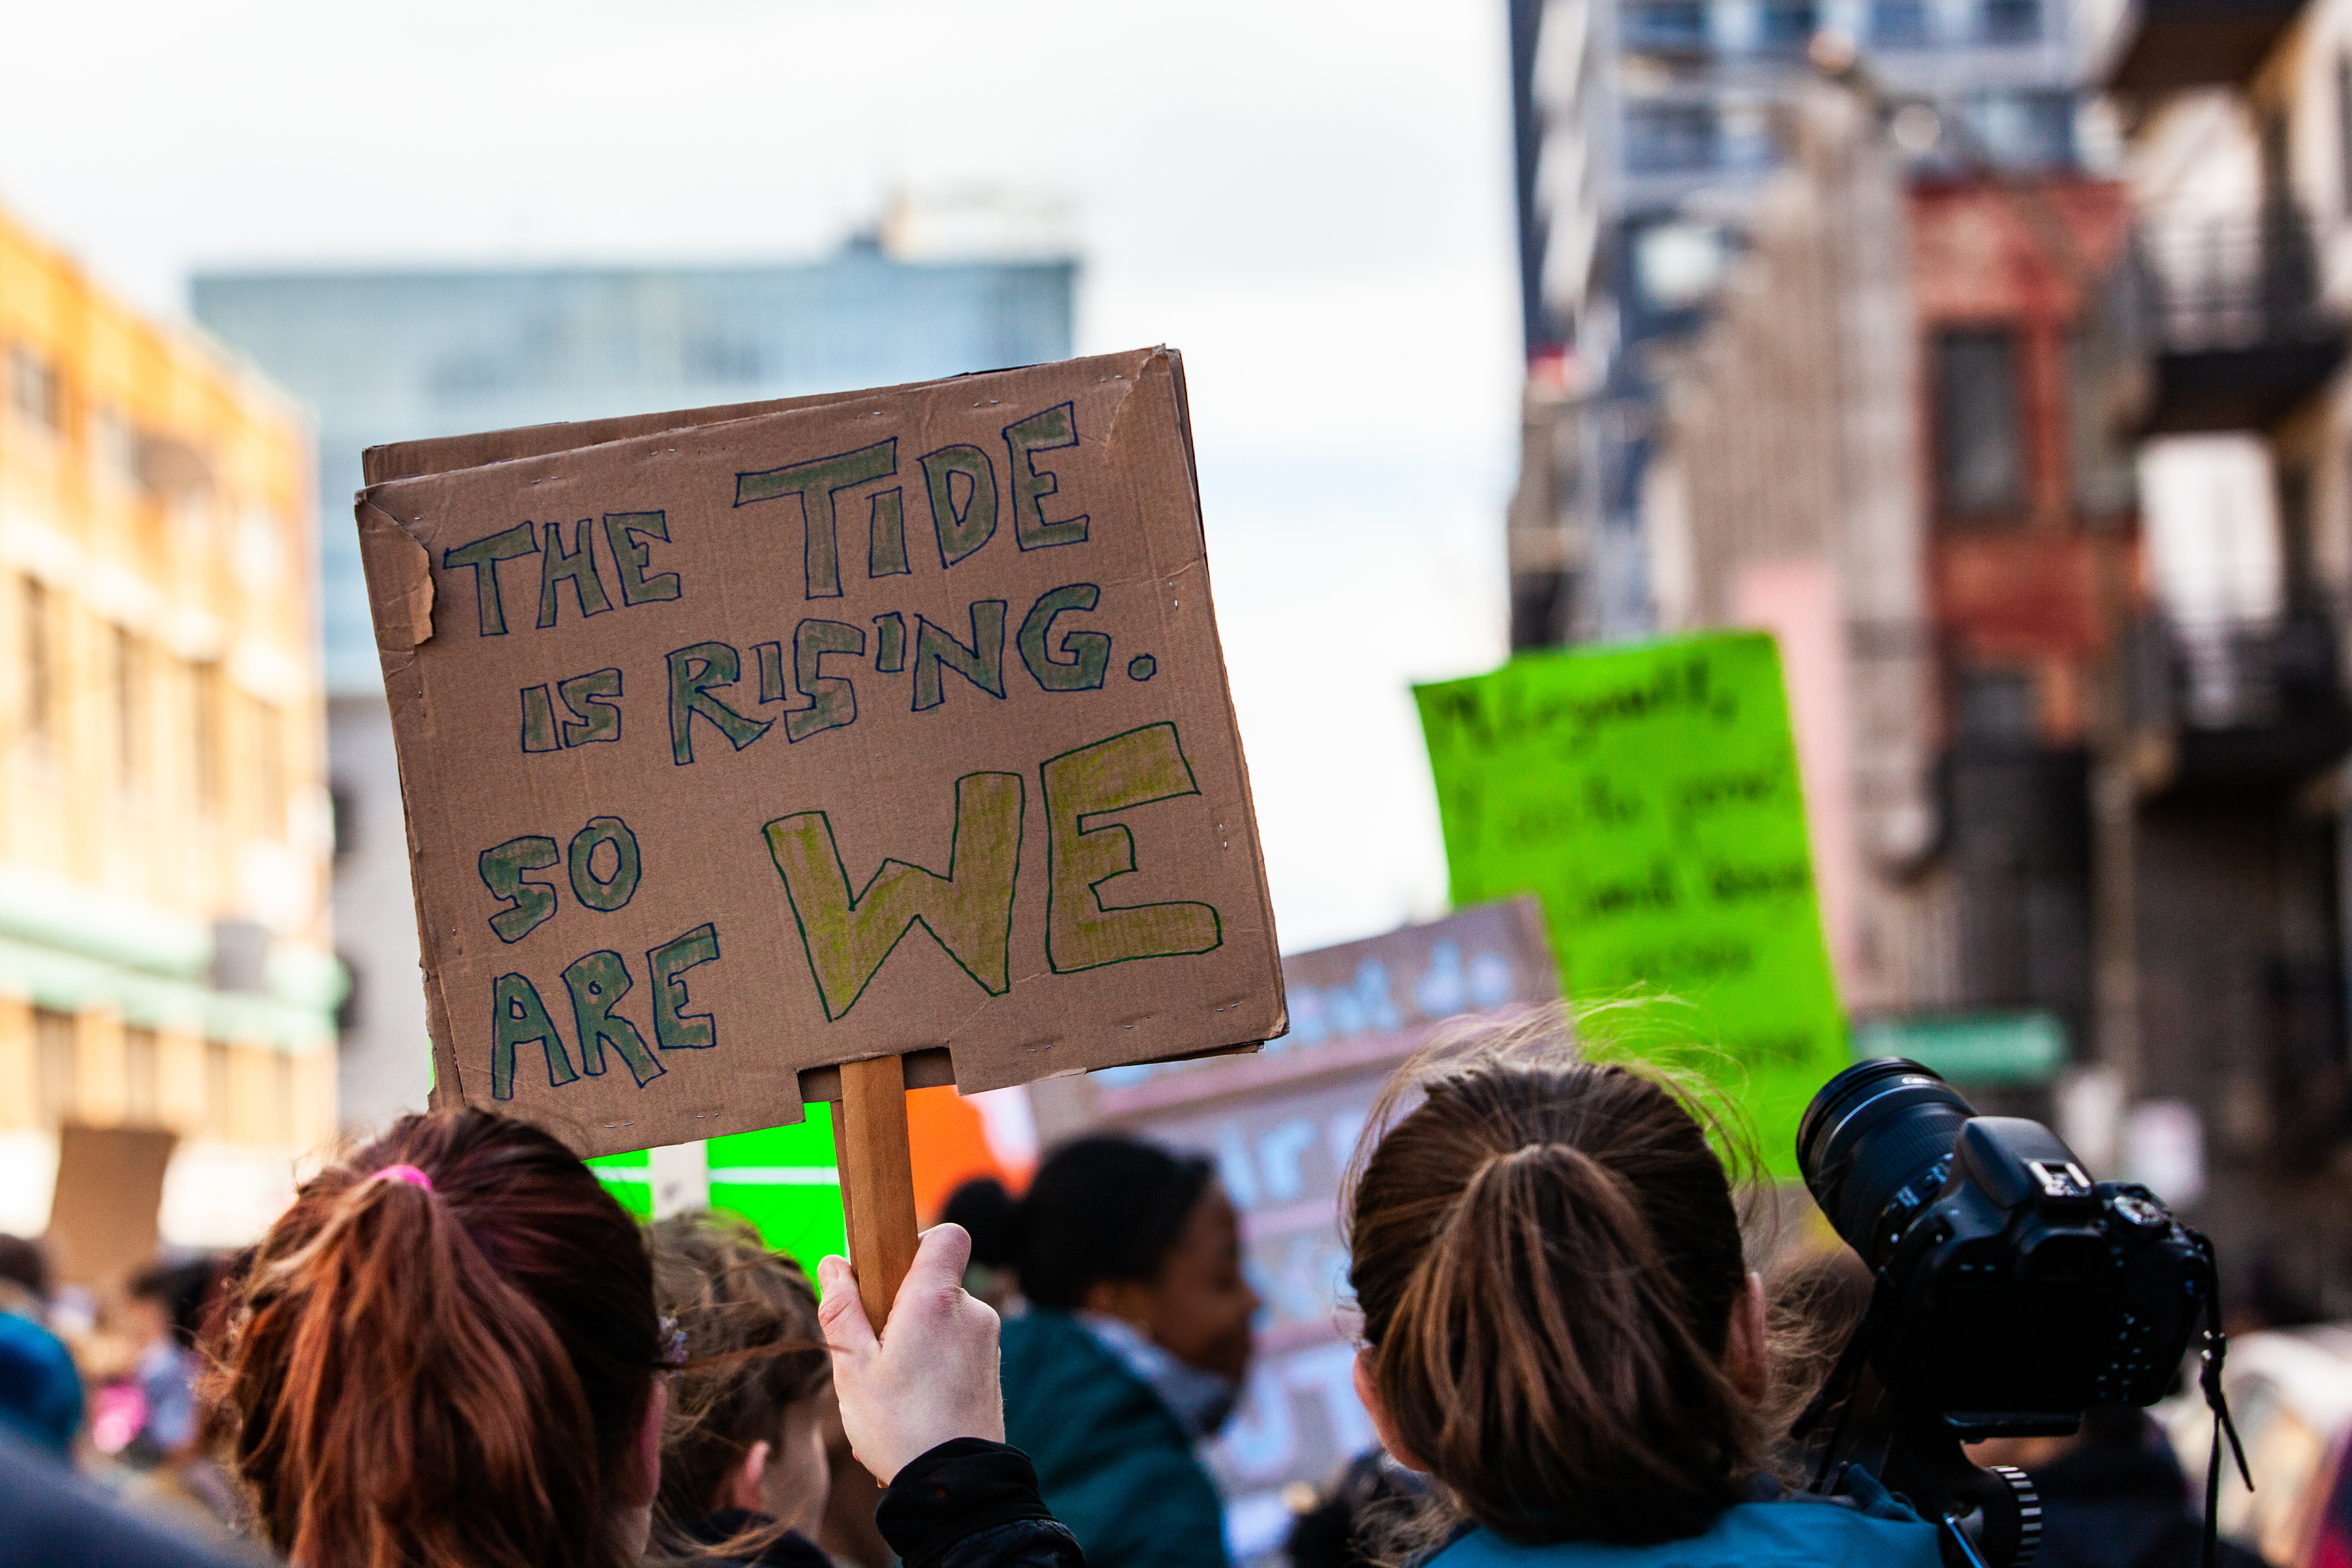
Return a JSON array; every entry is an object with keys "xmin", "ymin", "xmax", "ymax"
[
  {"xmin": 1425, "ymin": 1492, "xmax": 1943, "ymax": 1568},
  {"xmin": 999, "ymin": 1310, "xmax": 1229, "ymax": 1568}
]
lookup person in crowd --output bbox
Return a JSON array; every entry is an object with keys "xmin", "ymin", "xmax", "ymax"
[
  {"xmin": 0, "ymin": 1283, "xmax": 83, "ymax": 1459},
  {"xmin": 0, "ymin": 1232, "xmax": 54, "ymax": 1316},
  {"xmin": 648, "ymin": 1211, "xmax": 836, "ymax": 1567},
  {"xmin": 1341, "ymin": 1018, "xmax": 1945, "ymax": 1568},
  {"xmin": 209, "ymin": 1104, "xmax": 1080, "ymax": 1568},
  {"xmin": 1968, "ymin": 1410, "xmax": 2269, "ymax": 1568},
  {"xmin": 0, "ymin": 1230, "xmax": 82, "ymax": 1457},
  {"xmin": 116, "ymin": 1256, "xmax": 249, "ymax": 1542},
  {"xmin": 123, "ymin": 1258, "xmax": 217, "ymax": 1464},
  {"xmin": 0, "ymin": 1425, "xmax": 263, "ymax": 1568},
  {"xmin": 1284, "ymin": 1448, "xmax": 1430, "ymax": 1568},
  {"xmin": 950, "ymin": 1136, "xmax": 1260, "ymax": 1568}
]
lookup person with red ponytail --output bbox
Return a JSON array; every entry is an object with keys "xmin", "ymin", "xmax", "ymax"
[{"xmin": 214, "ymin": 1107, "xmax": 1082, "ymax": 1568}]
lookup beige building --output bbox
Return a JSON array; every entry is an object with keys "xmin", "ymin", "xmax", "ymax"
[{"xmin": 0, "ymin": 200, "xmax": 336, "ymax": 1267}]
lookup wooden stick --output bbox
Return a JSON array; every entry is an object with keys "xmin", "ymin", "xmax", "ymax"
[{"xmin": 836, "ymin": 1054, "xmax": 920, "ymax": 1334}]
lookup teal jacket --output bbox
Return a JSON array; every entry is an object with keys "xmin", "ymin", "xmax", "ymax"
[
  {"xmin": 999, "ymin": 1310, "xmax": 1229, "ymax": 1568},
  {"xmin": 1426, "ymin": 1493, "xmax": 1943, "ymax": 1568}
]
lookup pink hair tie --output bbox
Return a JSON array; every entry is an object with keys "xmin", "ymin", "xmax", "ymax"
[{"xmin": 369, "ymin": 1164, "xmax": 435, "ymax": 1193}]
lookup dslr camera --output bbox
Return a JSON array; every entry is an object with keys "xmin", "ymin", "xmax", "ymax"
[{"xmin": 1794, "ymin": 1058, "xmax": 2235, "ymax": 1568}]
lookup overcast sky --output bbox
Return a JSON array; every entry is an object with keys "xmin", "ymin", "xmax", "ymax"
[{"xmin": 1, "ymin": 0, "xmax": 1522, "ymax": 954}]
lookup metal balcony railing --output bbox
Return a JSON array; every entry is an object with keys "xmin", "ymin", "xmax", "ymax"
[
  {"xmin": 2130, "ymin": 610, "xmax": 2352, "ymax": 790},
  {"xmin": 2139, "ymin": 205, "xmax": 2332, "ymax": 354}
]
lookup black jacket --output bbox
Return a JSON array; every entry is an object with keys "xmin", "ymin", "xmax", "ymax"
[
  {"xmin": 676, "ymin": 1441, "xmax": 1082, "ymax": 1568},
  {"xmin": 880, "ymin": 1439, "xmax": 1088, "ymax": 1568}
]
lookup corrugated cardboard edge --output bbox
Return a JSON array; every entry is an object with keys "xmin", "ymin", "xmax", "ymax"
[
  {"xmin": 361, "ymin": 365, "xmax": 1036, "ymax": 485},
  {"xmin": 354, "ymin": 494, "xmax": 466, "ymax": 1106},
  {"xmin": 1137, "ymin": 348, "xmax": 1289, "ymax": 1047}
]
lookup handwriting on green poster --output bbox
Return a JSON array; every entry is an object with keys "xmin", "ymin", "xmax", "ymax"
[{"xmin": 1413, "ymin": 631, "xmax": 1843, "ymax": 1176}]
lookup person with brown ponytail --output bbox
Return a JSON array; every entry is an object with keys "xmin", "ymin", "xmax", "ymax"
[
  {"xmin": 1342, "ymin": 1020, "xmax": 1943, "ymax": 1568},
  {"xmin": 214, "ymin": 1106, "xmax": 1086, "ymax": 1568}
]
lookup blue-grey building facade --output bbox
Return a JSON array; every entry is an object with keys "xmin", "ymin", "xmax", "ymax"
[{"xmin": 192, "ymin": 250, "xmax": 1076, "ymax": 1127}]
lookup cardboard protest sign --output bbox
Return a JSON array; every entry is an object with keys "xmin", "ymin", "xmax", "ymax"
[
  {"xmin": 357, "ymin": 347, "xmax": 1284, "ymax": 1158},
  {"xmin": 1413, "ymin": 632, "xmax": 1843, "ymax": 1174},
  {"xmin": 47, "ymin": 1124, "xmax": 177, "ymax": 1287},
  {"xmin": 1031, "ymin": 899, "xmax": 1555, "ymax": 1558}
]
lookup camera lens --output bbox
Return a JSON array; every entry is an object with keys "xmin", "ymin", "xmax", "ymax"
[{"xmin": 1797, "ymin": 1058, "xmax": 1978, "ymax": 1269}]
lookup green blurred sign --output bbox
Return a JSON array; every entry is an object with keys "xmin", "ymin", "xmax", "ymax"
[
  {"xmin": 1851, "ymin": 1012, "xmax": 2068, "ymax": 1086},
  {"xmin": 588, "ymin": 1103, "xmax": 846, "ymax": 1272},
  {"xmin": 1414, "ymin": 632, "xmax": 1844, "ymax": 1175}
]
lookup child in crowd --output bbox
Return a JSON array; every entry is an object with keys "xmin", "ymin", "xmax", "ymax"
[{"xmin": 649, "ymin": 1212, "xmax": 835, "ymax": 1567}]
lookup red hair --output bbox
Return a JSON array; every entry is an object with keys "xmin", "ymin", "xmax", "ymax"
[{"xmin": 215, "ymin": 1109, "xmax": 659, "ymax": 1568}]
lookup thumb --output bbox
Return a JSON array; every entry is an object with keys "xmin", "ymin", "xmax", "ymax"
[
  {"xmin": 817, "ymin": 1255, "xmax": 878, "ymax": 1358},
  {"xmin": 896, "ymin": 1222, "xmax": 974, "ymax": 1314}
]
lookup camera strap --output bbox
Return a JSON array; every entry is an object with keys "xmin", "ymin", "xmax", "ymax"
[{"xmin": 2195, "ymin": 1239, "xmax": 2253, "ymax": 1568}]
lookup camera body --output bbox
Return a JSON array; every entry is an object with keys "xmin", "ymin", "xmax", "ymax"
[{"xmin": 1800, "ymin": 1059, "xmax": 2210, "ymax": 1435}]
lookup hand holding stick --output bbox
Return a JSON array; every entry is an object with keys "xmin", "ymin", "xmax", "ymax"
[{"xmin": 819, "ymin": 1224, "xmax": 1005, "ymax": 1483}]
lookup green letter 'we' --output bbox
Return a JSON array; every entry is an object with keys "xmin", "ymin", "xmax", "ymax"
[
  {"xmin": 762, "ymin": 773, "xmax": 1024, "ymax": 1020},
  {"xmin": 1041, "ymin": 723, "xmax": 1222, "ymax": 972}
]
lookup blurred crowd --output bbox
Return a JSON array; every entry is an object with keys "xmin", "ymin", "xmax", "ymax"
[{"xmin": 1, "ymin": 1018, "xmax": 2345, "ymax": 1568}]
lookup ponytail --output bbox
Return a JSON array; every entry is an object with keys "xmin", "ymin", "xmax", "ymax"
[
  {"xmin": 217, "ymin": 1110, "xmax": 659, "ymax": 1568},
  {"xmin": 1345, "ymin": 1020, "xmax": 1759, "ymax": 1547}
]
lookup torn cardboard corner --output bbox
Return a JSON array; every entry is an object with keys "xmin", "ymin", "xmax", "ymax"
[
  {"xmin": 360, "ymin": 347, "xmax": 1284, "ymax": 1158},
  {"xmin": 356, "ymin": 501, "xmax": 436, "ymax": 653}
]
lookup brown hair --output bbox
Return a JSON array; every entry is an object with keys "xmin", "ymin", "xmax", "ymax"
[
  {"xmin": 214, "ymin": 1108, "xmax": 660, "ymax": 1568},
  {"xmin": 648, "ymin": 1211, "xmax": 830, "ymax": 1560},
  {"xmin": 1344, "ymin": 1014, "xmax": 1760, "ymax": 1547}
]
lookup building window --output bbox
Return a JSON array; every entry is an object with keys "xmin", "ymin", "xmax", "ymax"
[
  {"xmin": 1957, "ymin": 667, "xmax": 2039, "ymax": 745},
  {"xmin": 115, "ymin": 625, "xmax": 143, "ymax": 785},
  {"xmin": 203, "ymin": 1040, "xmax": 234, "ymax": 1142},
  {"xmin": 1870, "ymin": 0, "xmax": 1931, "ymax": 44},
  {"xmin": 1980, "ymin": 0, "xmax": 2042, "ymax": 43},
  {"xmin": 1965, "ymin": 90, "xmax": 2074, "ymax": 168},
  {"xmin": 7, "ymin": 345, "xmax": 62, "ymax": 435},
  {"xmin": 1626, "ymin": 103, "xmax": 1719, "ymax": 173},
  {"xmin": 92, "ymin": 408, "xmax": 141, "ymax": 489},
  {"xmin": 21, "ymin": 576, "xmax": 53, "ymax": 746},
  {"xmin": 35, "ymin": 1008, "xmax": 77, "ymax": 1127},
  {"xmin": 1623, "ymin": 1, "xmax": 1709, "ymax": 51},
  {"xmin": 1759, "ymin": 1, "xmax": 1818, "ymax": 50},
  {"xmin": 123, "ymin": 1025, "xmax": 160, "ymax": 1125},
  {"xmin": 272, "ymin": 1050, "xmax": 295, "ymax": 1146},
  {"xmin": 1936, "ymin": 330, "xmax": 2028, "ymax": 520},
  {"xmin": 252, "ymin": 696, "xmax": 285, "ymax": 839},
  {"xmin": 2066, "ymin": 333, "xmax": 2136, "ymax": 520},
  {"xmin": 193, "ymin": 659, "xmax": 223, "ymax": 809}
]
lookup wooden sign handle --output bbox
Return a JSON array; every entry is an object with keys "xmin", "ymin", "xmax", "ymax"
[{"xmin": 835, "ymin": 1054, "xmax": 920, "ymax": 1334}]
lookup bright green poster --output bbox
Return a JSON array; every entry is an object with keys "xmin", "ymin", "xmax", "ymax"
[
  {"xmin": 588, "ymin": 1103, "xmax": 847, "ymax": 1272},
  {"xmin": 1413, "ymin": 631, "xmax": 1843, "ymax": 1175}
]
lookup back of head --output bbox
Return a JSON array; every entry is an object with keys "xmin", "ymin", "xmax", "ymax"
[
  {"xmin": 0, "ymin": 1233, "xmax": 50, "ymax": 1307},
  {"xmin": 648, "ymin": 1211, "xmax": 829, "ymax": 1545},
  {"xmin": 1345, "ymin": 1026, "xmax": 1756, "ymax": 1546},
  {"xmin": 956, "ymin": 1134, "xmax": 1213, "ymax": 1309},
  {"xmin": 217, "ymin": 1108, "xmax": 658, "ymax": 1568}
]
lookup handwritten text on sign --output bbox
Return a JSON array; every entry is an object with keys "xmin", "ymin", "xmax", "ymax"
[{"xmin": 360, "ymin": 350, "xmax": 1282, "ymax": 1152}]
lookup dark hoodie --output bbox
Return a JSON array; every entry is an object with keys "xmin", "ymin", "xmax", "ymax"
[{"xmin": 2023, "ymin": 1414, "xmax": 2268, "ymax": 1568}]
